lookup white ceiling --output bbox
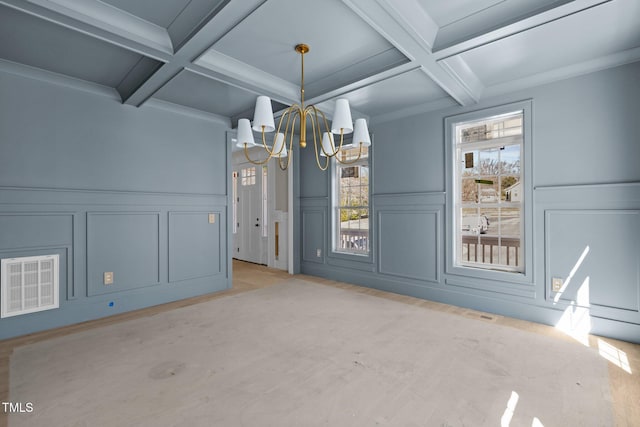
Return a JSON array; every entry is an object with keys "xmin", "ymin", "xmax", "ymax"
[
  {"xmin": 0, "ymin": 0, "xmax": 638, "ymax": 126},
  {"xmin": 420, "ymin": 0, "xmax": 506, "ymax": 27}
]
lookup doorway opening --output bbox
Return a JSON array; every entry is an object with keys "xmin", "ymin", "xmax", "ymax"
[{"xmin": 231, "ymin": 143, "xmax": 289, "ymax": 271}]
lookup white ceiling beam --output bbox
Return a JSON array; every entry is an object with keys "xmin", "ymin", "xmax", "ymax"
[
  {"xmin": 305, "ymin": 62, "xmax": 419, "ymax": 106},
  {"xmin": 376, "ymin": 0, "xmax": 438, "ymax": 52},
  {"xmin": 432, "ymin": 0, "xmax": 612, "ymax": 60},
  {"xmin": 0, "ymin": 0, "xmax": 173, "ymax": 61},
  {"xmin": 437, "ymin": 56, "xmax": 484, "ymax": 104},
  {"xmin": 122, "ymin": 0, "xmax": 265, "ymax": 107},
  {"xmin": 341, "ymin": 0, "xmax": 479, "ymax": 106},
  {"xmin": 192, "ymin": 50, "xmax": 299, "ymax": 105}
]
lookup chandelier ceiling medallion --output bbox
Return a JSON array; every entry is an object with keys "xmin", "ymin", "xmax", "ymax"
[{"xmin": 236, "ymin": 43, "xmax": 371, "ymax": 170}]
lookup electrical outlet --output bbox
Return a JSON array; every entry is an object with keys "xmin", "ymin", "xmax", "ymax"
[
  {"xmin": 552, "ymin": 277, "xmax": 563, "ymax": 292},
  {"xmin": 208, "ymin": 213, "xmax": 216, "ymax": 224},
  {"xmin": 316, "ymin": 248, "xmax": 322, "ymax": 257},
  {"xmin": 104, "ymin": 272, "xmax": 114, "ymax": 285}
]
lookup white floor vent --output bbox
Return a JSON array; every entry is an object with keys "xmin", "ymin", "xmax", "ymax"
[{"xmin": 1, "ymin": 254, "xmax": 59, "ymax": 318}]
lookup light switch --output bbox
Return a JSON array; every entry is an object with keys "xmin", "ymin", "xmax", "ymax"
[
  {"xmin": 104, "ymin": 272, "xmax": 114, "ymax": 285},
  {"xmin": 208, "ymin": 213, "xmax": 216, "ymax": 224}
]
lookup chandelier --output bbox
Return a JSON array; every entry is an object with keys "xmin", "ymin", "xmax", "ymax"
[{"xmin": 235, "ymin": 43, "xmax": 371, "ymax": 170}]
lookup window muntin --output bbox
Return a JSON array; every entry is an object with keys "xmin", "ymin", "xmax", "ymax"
[
  {"xmin": 455, "ymin": 111, "xmax": 524, "ymax": 272},
  {"xmin": 241, "ymin": 167, "xmax": 256, "ymax": 186},
  {"xmin": 333, "ymin": 146, "xmax": 370, "ymax": 255}
]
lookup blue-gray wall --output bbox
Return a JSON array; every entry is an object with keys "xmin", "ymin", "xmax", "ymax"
[
  {"xmin": 300, "ymin": 61, "xmax": 640, "ymax": 344},
  {"xmin": 0, "ymin": 71, "xmax": 231, "ymax": 339}
]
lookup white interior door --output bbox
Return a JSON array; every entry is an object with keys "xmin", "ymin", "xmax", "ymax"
[{"xmin": 235, "ymin": 165, "xmax": 263, "ymax": 264}]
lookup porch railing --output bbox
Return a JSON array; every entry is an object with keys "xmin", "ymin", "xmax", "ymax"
[
  {"xmin": 338, "ymin": 229, "xmax": 369, "ymax": 253},
  {"xmin": 462, "ymin": 235, "xmax": 520, "ymax": 266}
]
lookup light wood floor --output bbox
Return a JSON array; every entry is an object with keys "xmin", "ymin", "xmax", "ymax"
[{"xmin": 1, "ymin": 260, "xmax": 638, "ymax": 426}]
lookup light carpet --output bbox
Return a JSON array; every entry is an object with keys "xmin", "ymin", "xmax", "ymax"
[{"xmin": 10, "ymin": 279, "xmax": 612, "ymax": 426}]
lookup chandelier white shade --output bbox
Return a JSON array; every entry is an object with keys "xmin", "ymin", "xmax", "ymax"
[
  {"xmin": 330, "ymin": 99, "xmax": 354, "ymax": 134},
  {"xmin": 252, "ymin": 96, "xmax": 276, "ymax": 132},
  {"xmin": 236, "ymin": 43, "xmax": 370, "ymax": 170},
  {"xmin": 236, "ymin": 119, "xmax": 255, "ymax": 147},
  {"xmin": 352, "ymin": 118, "xmax": 371, "ymax": 147}
]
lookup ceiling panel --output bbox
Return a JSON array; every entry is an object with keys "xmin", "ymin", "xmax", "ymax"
[
  {"xmin": 342, "ymin": 70, "xmax": 451, "ymax": 118},
  {"xmin": 429, "ymin": 0, "xmax": 572, "ymax": 52},
  {"xmin": 99, "ymin": 0, "xmax": 192, "ymax": 28},
  {"xmin": 212, "ymin": 0, "xmax": 407, "ymax": 88},
  {"xmin": 165, "ymin": 0, "xmax": 229, "ymax": 50},
  {"xmin": 153, "ymin": 70, "xmax": 270, "ymax": 118},
  {"xmin": 0, "ymin": 5, "xmax": 145, "ymax": 88},
  {"xmin": 100, "ymin": 0, "xmax": 228, "ymax": 50},
  {"xmin": 460, "ymin": 0, "xmax": 640, "ymax": 87},
  {"xmin": 419, "ymin": 0, "xmax": 504, "ymax": 27}
]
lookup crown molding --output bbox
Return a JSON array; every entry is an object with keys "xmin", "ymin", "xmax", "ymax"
[
  {"xmin": 0, "ymin": 58, "xmax": 120, "ymax": 100},
  {"xmin": 144, "ymin": 98, "xmax": 231, "ymax": 127},
  {"xmin": 376, "ymin": 0, "xmax": 438, "ymax": 51},
  {"xmin": 370, "ymin": 97, "xmax": 457, "ymax": 125},
  {"xmin": 0, "ymin": 0, "xmax": 173, "ymax": 61}
]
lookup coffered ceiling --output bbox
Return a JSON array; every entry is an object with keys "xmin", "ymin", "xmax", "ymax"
[{"xmin": 1, "ymin": 0, "xmax": 638, "ymax": 127}]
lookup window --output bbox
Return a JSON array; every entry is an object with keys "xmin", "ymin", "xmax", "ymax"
[
  {"xmin": 333, "ymin": 145, "xmax": 370, "ymax": 255},
  {"xmin": 452, "ymin": 109, "xmax": 525, "ymax": 273},
  {"xmin": 241, "ymin": 167, "xmax": 256, "ymax": 186}
]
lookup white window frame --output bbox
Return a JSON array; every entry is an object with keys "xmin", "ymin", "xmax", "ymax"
[
  {"xmin": 445, "ymin": 100, "xmax": 533, "ymax": 284},
  {"xmin": 331, "ymin": 145, "xmax": 372, "ymax": 258}
]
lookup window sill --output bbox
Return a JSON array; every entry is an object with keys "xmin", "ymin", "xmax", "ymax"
[
  {"xmin": 329, "ymin": 250, "xmax": 373, "ymax": 264},
  {"xmin": 446, "ymin": 263, "xmax": 532, "ymax": 285}
]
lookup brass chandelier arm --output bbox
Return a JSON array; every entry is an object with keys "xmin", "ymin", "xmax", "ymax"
[
  {"xmin": 306, "ymin": 108, "xmax": 329, "ymax": 171},
  {"xmin": 244, "ymin": 104, "xmax": 300, "ymax": 167},
  {"xmin": 258, "ymin": 126, "xmax": 274, "ymax": 155},
  {"xmin": 242, "ymin": 143, "xmax": 272, "ymax": 165},
  {"xmin": 277, "ymin": 108, "xmax": 298, "ymax": 170},
  {"xmin": 306, "ymin": 105, "xmax": 337, "ymax": 157}
]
